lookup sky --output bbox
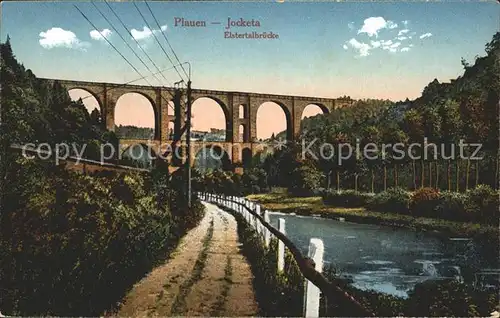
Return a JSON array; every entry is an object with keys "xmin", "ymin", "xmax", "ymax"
[{"xmin": 1, "ymin": 1, "xmax": 499, "ymax": 138}]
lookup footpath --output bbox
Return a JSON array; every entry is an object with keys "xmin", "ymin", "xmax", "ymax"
[{"xmin": 117, "ymin": 202, "xmax": 259, "ymax": 317}]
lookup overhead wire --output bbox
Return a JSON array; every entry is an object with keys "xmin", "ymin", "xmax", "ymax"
[
  {"xmin": 75, "ymin": 3, "xmax": 180, "ymax": 114},
  {"xmin": 143, "ymin": 0, "xmax": 189, "ymax": 80},
  {"xmin": 132, "ymin": 1, "xmax": 185, "ymax": 83},
  {"xmin": 103, "ymin": 0, "xmax": 176, "ymax": 87}
]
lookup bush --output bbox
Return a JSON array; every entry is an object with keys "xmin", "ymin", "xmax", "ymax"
[
  {"xmin": 241, "ymin": 168, "xmax": 269, "ymax": 194},
  {"xmin": 197, "ymin": 170, "xmax": 241, "ymax": 195},
  {"xmin": 1, "ymin": 158, "xmax": 205, "ymax": 316},
  {"xmin": 288, "ymin": 162, "xmax": 324, "ymax": 197},
  {"xmin": 322, "ymin": 189, "xmax": 373, "ymax": 208},
  {"xmin": 366, "ymin": 187, "xmax": 411, "ymax": 214},
  {"xmin": 406, "ymin": 280, "xmax": 482, "ymax": 317},
  {"xmin": 435, "ymin": 191, "xmax": 469, "ymax": 221},
  {"xmin": 409, "ymin": 187, "xmax": 441, "ymax": 217},
  {"xmin": 465, "ymin": 184, "xmax": 499, "ymax": 224}
]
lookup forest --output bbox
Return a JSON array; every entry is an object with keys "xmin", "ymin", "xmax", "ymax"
[{"xmin": 0, "ymin": 37, "xmax": 204, "ymax": 315}]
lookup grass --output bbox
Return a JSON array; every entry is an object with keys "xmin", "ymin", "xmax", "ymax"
[{"xmin": 246, "ymin": 192, "xmax": 498, "ymax": 239}]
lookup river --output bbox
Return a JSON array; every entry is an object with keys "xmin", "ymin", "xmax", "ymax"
[{"xmin": 268, "ymin": 212, "xmax": 499, "ymax": 298}]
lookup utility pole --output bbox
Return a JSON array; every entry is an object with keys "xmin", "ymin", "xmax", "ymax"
[{"xmin": 186, "ymin": 78, "xmax": 192, "ymax": 208}]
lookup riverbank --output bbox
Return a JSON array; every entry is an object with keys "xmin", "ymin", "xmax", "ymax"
[{"xmin": 246, "ymin": 192, "xmax": 498, "ymax": 241}]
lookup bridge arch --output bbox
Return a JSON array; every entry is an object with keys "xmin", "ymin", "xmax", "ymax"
[
  {"xmin": 256, "ymin": 101, "xmax": 292, "ymax": 141},
  {"xmin": 192, "ymin": 96, "xmax": 231, "ymax": 142},
  {"xmin": 301, "ymin": 103, "xmax": 329, "ymax": 119},
  {"xmin": 68, "ymin": 88, "xmax": 103, "ymax": 115},
  {"xmin": 114, "ymin": 92, "xmax": 159, "ymax": 140},
  {"xmin": 193, "ymin": 144, "xmax": 232, "ymax": 172}
]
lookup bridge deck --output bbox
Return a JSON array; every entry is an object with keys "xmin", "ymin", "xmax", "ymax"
[{"xmin": 39, "ymin": 77, "xmax": 350, "ymax": 102}]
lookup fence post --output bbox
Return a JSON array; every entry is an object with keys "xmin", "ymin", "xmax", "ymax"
[
  {"xmin": 255, "ymin": 205, "xmax": 261, "ymax": 234},
  {"xmin": 303, "ymin": 238, "xmax": 324, "ymax": 318},
  {"xmin": 252, "ymin": 206, "xmax": 258, "ymax": 230},
  {"xmin": 264, "ymin": 210, "xmax": 271, "ymax": 248},
  {"xmin": 278, "ymin": 218, "xmax": 285, "ymax": 272}
]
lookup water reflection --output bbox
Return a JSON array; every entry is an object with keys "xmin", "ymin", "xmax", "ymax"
[{"xmin": 268, "ymin": 212, "xmax": 498, "ymax": 297}]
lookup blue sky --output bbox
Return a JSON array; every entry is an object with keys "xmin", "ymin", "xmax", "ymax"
[{"xmin": 2, "ymin": 1, "xmax": 498, "ymax": 101}]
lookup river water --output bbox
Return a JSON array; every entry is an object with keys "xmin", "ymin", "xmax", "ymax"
[{"xmin": 268, "ymin": 212, "xmax": 499, "ymax": 298}]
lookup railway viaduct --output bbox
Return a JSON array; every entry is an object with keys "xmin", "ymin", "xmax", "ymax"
[{"xmin": 40, "ymin": 78, "xmax": 355, "ymax": 170}]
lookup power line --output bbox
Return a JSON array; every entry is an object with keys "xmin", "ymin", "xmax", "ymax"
[
  {"xmin": 90, "ymin": 1, "xmax": 177, "ymax": 112},
  {"xmin": 132, "ymin": 1, "xmax": 185, "ymax": 82},
  {"xmin": 143, "ymin": 0, "xmax": 189, "ymax": 80},
  {"xmin": 103, "ymin": 0, "xmax": 173, "ymax": 87},
  {"xmin": 91, "ymin": 2, "xmax": 167, "ymax": 88},
  {"xmin": 74, "ymin": 4, "xmax": 153, "ymax": 87},
  {"xmin": 76, "ymin": 3, "xmax": 179, "ymax": 115},
  {"xmin": 75, "ymin": 3, "xmax": 190, "ymax": 162}
]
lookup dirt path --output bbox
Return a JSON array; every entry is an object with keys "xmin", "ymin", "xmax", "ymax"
[{"xmin": 117, "ymin": 202, "xmax": 258, "ymax": 317}]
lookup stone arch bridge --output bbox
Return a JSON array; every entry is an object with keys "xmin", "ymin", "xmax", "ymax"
[{"xmin": 41, "ymin": 78, "xmax": 355, "ymax": 171}]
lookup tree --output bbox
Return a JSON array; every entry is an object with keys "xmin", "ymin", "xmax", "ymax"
[
  {"xmin": 90, "ymin": 107, "xmax": 101, "ymax": 125},
  {"xmin": 288, "ymin": 160, "xmax": 324, "ymax": 197}
]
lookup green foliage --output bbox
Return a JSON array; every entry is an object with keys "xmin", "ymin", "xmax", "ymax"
[
  {"xmin": 194, "ymin": 168, "xmax": 269, "ymax": 196},
  {"xmin": 115, "ymin": 124, "xmax": 154, "ymax": 139},
  {"xmin": 339, "ymin": 185, "xmax": 499, "ymax": 224},
  {"xmin": 288, "ymin": 160, "xmax": 324, "ymax": 197},
  {"xmin": 321, "ymin": 189, "xmax": 374, "ymax": 208},
  {"xmin": 0, "ymin": 158, "xmax": 204, "ymax": 316},
  {"xmin": 323, "ymin": 277, "xmax": 498, "ymax": 317},
  {"xmin": 241, "ymin": 168, "xmax": 269, "ymax": 194},
  {"xmin": 465, "ymin": 184, "xmax": 499, "ymax": 224},
  {"xmin": 409, "ymin": 187, "xmax": 441, "ymax": 217},
  {"xmin": 198, "ymin": 170, "xmax": 238, "ymax": 195},
  {"xmin": 366, "ymin": 187, "xmax": 411, "ymax": 214},
  {"xmin": 406, "ymin": 185, "xmax": 498, "ymax": 224},
  {"xmin": 406, "ymin": 280, "xmax": 482, "ymax": 317},
  {"xmin": 435, "ymin": 191, "xmax": 469, "ymax": 221},
  {"xmin": 261, "ymin": 143, "xmax": 301, "ymax": 188}
]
